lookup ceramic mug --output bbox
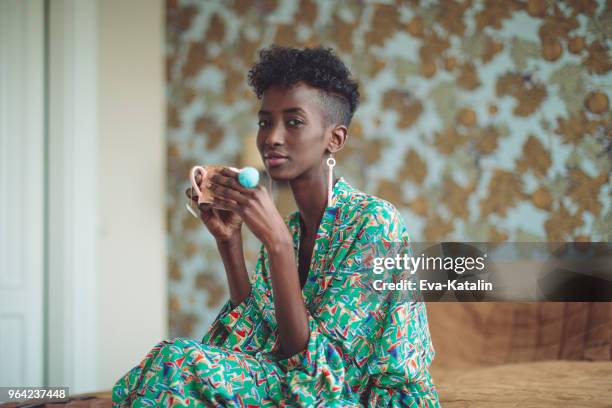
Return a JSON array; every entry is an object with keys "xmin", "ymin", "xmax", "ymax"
[{"xmin": 189, "ymin": 165, "xmax": 240, "ymax": 205}]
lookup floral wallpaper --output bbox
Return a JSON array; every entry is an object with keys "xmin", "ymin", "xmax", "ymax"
[{"xmin": 165, "ymin": 0, "xmax": 611, "ymax": 338}]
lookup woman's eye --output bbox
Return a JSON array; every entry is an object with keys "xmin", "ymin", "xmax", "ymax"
[{"xmin": 258, "ymin": 119, "xmax": 303, "ymax": 128}]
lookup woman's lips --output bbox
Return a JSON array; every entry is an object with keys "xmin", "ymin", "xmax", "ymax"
[{"xmin": 265, "ymin": 157, "xmax": 288, "ymax": 167}]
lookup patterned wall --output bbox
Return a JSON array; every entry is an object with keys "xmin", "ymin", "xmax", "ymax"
[{"xmin": 165, "ymin": 0, "xmax": 611, "ymax": 338}]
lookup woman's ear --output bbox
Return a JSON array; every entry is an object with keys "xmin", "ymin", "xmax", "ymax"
[{"xmin": 328, "ymin": 125, "xmax": 348, "ymax": 154}]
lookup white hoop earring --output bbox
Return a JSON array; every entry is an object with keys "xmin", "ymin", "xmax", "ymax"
[{"xmin": 327, "ymin": 154, "xmax": 336, "ymax": 207}]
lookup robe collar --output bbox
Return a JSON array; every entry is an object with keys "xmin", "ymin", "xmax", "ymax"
[
  {"xmin": 285, "ymin": 176, "xmax": 356, "ymax": 306},
  {"xmin": 285, "ymin": 175, "xmax": 354, "ymax": 248},
  {"xmin": 257, "ymin": 176, "xmax": 360, "ymax": 334}
]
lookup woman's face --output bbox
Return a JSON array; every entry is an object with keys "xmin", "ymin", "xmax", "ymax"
[{"xmin": 256, "ymin": 81, "xmax": 332, "ymax": 181}]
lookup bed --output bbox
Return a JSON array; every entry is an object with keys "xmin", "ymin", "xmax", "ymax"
[
  {"xmin": 5, "ymin": 303, "xmax": 611, "ymax": 407},
  {"xmin": 427, "ymin": 302, "xmax": 612, "ymax": 407}
]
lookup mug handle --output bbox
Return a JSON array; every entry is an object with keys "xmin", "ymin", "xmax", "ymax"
[{"xmin": 190, "ymin": 166, "xmax": 207, "ymax": 204}]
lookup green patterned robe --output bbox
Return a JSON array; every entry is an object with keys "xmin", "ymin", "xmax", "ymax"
[{"xmin": 112, "ymin": 176, "xmax": 439, "ymax": 407}]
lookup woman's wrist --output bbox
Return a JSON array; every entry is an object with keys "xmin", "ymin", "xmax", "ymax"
[
  {"xmin": 264, "ymin": 235, "xmax": 293, "ymax": 254},
  {"xmin": 215, "ymin": 231, "xmax": 242, "ymax": 247}
]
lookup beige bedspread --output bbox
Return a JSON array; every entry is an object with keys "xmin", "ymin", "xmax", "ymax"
[{"xmin": 432, "ymin": 361, "xmax": 612, "ymax": 407}]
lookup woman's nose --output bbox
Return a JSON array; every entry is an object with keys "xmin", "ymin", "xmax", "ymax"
[{"xmin": 264, "ymin": 125, "xmax": 285, "ymax": 146}]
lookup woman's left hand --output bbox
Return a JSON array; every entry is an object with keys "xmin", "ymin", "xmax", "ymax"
[{"xmin": 208, "ymin": 167, "xmax": 291, "ymax": 249}]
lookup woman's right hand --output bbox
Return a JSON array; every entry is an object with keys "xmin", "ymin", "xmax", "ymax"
[{"xmin": 185, "ymin": 172, "xmax": 243, "ymax": 242}]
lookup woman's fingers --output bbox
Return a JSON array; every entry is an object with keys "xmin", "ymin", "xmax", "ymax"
[
  {"xmin": 210, "ymin": 170, "xmax": 252, "ymax": 195},
  {"xmin": 211, "ymin": 196, "xmax": 241, "ymax": 213},
  {"xmin": 185, "ymin": 187, "xmax": 198, "ymax": 202},
  {"xmin": 201, "ymin": 208, "xmax": 217, "ymax": 224},
  {"xmin": 198, "ymin": 202, "xmax": 212, "ymax": 211},
  {"xmin": 209, "ymin": 182, "xmax": 249, "ymax": 205},
  {"xmin": 220, "ymin": 167, "xmax": 240, "ymax": 179}
]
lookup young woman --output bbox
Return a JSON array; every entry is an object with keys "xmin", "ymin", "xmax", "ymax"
[{"xmin": 113, "ymin": 45, "xmax": 439, "ymax": 407}]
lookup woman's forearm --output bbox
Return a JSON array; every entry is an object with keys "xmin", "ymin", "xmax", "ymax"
[
  {"xmin": 266, "ymin": 239, "xmax": 310, "ymax": 357},
  {"xmin": 216, "ymin": 232, "xmax": 251, "ymax": 308}
]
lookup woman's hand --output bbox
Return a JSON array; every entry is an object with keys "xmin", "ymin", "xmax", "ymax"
[
  {"xmin": 207, "ymin": 168, "xmax": 291, "ymax": 249},
  {"xmin": 185, "ymin": 171, "xmax": 243, "ymax": 243}
]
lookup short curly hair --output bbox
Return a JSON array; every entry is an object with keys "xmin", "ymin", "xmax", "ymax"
[{"xmin": 247, "ymin": 45, "xmax": 360, "ymax": 128}]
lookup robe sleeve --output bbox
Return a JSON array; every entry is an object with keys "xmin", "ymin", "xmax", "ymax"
[
  {"xmin": 200, "ymin": 286, "xmax": 258, "ymax": 346},
  {"xmin": 273, "ymin": 201, "xmax": 438, "ymax": 406},
  {"xmin": 201, "ymin": 246, "xmax": 270, "ymax": 352}
]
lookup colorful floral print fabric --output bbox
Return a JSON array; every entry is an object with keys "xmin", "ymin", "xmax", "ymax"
[{"xmin": 112, "ymin": 177, "xmax": 439, "ymax": 407}]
